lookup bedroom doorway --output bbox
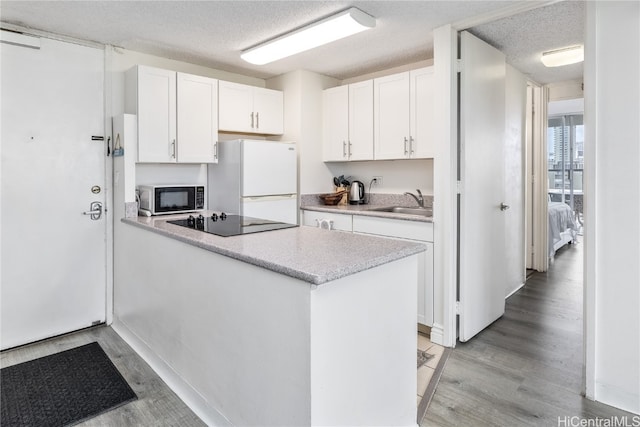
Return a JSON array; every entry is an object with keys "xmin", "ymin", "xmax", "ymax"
[
  {"xmin": 547, "ymin": 109, "xmax": 584, "ymax": 235},
  {"xmin": 526, "ymin": 94, "xmax": 584, "ymax": 273}
]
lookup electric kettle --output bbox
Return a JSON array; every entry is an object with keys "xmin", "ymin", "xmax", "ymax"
[{"xmin": 349, "ymin": 180, "xmax": 366, "ymax": 205}]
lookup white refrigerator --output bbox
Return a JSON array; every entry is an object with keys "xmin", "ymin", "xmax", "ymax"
[{"xmin": 207, "ymin": 139, "xmax": 298, "ymax": 224}]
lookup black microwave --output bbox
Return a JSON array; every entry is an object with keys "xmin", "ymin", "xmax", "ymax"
[{"xmin": 138, "ymin": 185, "xmax": 205, "ymax": 215}]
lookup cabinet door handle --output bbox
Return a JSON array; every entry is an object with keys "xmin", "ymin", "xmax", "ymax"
[
  {"xmin": 251, "ymin": 112, "xmax": 254, "ymax": 128},
  {"xmin": 171, "ymin": 139, "xmax": 176, "ymax": 159},
  {"xmin": 348, "ymin": 141, "xmax": 352, "ymax": 157},
  {"xmin": 256, "ymin": 112, "xmax": 259, "ymax": 129},
  {"xmin": 343, "ymin": 141, "xmax": 347, "ymax": 158},
  {"xmin": 404, "ymin": 137, "xmax": 408, "ymax": 156},
  {"xmin": 410, "ymin": 136, "xmax": 415, "ymax": 155},
  {"xmin": 213, "ymin": 141, "xmax": 218, "ymax": 160}
]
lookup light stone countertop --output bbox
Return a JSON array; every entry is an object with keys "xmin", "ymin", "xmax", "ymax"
[
  {"xmin": 122, "ymin": 212, "xmax": 425, "ymax": 285},
  {"xmin": 300, "ymin": 204, "xmax": 433, "ymax": 223}
]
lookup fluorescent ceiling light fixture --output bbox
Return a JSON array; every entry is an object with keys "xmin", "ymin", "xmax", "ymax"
[
  {"xmin": 0, "ymin": 30, "xmax": 40, "ymax": 49},
  {"xmin": 241, "ymin": 8, "xmax": 376, "ymax": 65},
  {"xmin": 541, "ymin": 45, "xmax": 584, "ymax": 67}
]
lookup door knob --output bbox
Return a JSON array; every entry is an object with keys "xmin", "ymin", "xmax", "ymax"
[
  {"xmin": 83, "ymin": 201, "xmax": 103, "ymax": 220},
  {"xmin": 500, "ymin": 203, "xmax": 510, "ymax": 211}
]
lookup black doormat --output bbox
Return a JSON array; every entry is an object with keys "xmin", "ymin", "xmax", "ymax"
[{"xmin": 1, "ymin": 342, "xmax": 137, "ymax": 427}]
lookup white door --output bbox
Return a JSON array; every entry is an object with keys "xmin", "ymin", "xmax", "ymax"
[
  {"xmin": 1, "ymin": 37, "xmax": 106, "ymax": 350},
  {"xmin": 503, "ymin": 65, "xmax": 527, "ymax": 297},
  {"xmin": 177, "ymin": 72, "xmax": 218, "ymax": 163},
  {"xmin": 242, "ymin": 141, "xmax": 297, "ymax": 197},
  {"xmin": 458, "ymin": 31, "xmax": 507, "ymax": 342}
]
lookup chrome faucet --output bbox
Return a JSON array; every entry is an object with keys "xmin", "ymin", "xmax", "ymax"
[{"xmin": 404, "ymin": 189, "xmax": 424, "ymax": 207}]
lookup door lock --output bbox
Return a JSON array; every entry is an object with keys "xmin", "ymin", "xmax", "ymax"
[{"xmin": 83, "ymin": 201, "xmax": 103, "ymax": 220}]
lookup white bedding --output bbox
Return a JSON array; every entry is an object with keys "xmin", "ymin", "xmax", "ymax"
[{"xmin": 548, "ymin": 202, "xmax": 579, "ymax": 257}]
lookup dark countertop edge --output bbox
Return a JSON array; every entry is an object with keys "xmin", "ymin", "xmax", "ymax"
[
  {"xmin": 121, "ymin": 218, "xmax": 425, "ymax": 286},
  {"xmin": 300, "ymin": 205, "xmax": 433, "ymax": 223}
]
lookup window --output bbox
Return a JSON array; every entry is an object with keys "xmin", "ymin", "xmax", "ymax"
[{"xmin": 547, "ymin": 114, "xmax": 584, "ymax": 219}]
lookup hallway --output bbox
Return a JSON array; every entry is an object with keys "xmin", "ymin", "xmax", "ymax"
[{"xmin": 422, "ymin": 242, "xmax": 635, "ymax": 426}]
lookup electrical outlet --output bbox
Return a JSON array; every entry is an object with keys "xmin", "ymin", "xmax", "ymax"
[{"xmin": 372, "ymin": 176, "xmax": 383, "ymax": 187}]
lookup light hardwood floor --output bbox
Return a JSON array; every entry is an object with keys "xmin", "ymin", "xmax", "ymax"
[
  {"xmin": 422, "ymin": 242, "xmax": 635, "ymax": 426},
  {"xmin": 0, "ymin": 326, "xmax": 206, "ymax": 426},
  {"xmin": 2, "ymin": 325, "xmax": 447, "ymax": 426},
  {"xmin": 5, "ymin": 242, "xmax": 633, "ymax": 426}
]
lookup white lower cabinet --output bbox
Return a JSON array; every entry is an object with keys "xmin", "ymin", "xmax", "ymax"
[
  {"xmin": 353, "ymin": 216, "xmax": 434, "ymax": 327},
  {"xmin": 302, "ymin": 210, "xmax": 434, "ymax": 326},
  {"xmin": 302, "ymin": 210, "xmax": 353, "ymax": 232}
]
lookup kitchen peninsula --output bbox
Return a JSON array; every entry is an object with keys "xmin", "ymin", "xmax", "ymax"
[{"xmin": 113, "ymin": 213, "xmax": 424, "ymax": 426}]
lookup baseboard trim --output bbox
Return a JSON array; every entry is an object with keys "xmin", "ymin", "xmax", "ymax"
[
  {"xmin": 417, "ymin": 323, "xmax": 432, "ymax": 336},
  {"xmin": 506, "ymin": 282, "xmax": 526, "ymax": 299},
  {"xmin": 430, "ymin": 323, "xmax": 445, "ymax": 346},
  {"xmin": 595, "ymin": 381, "xmax": 640, "ymax": 415},
  {"xmin": 112, "ymin": 319, "xmax": 232, "ymax": 427}
]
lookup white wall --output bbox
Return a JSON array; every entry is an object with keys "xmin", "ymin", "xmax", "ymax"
[
  {"xmin": 548, "ymin": 98, "xmax": 584, "ymax": 116},
  {"xmin": 584, "ymin": 1, "xmax": 640, "ymax": 414},
  {"xmin": 267, "ymin": 70, "xmax": 339, "ymax": 195},
  {"xmin": 432, "ymin": 24, "xmax": 459, "ymax": 347},
  {"xmin": 547, "ymin": 79, "xmax": 583, "ymax": 102},
  {"xmin": 326, "ymin": 160, "xmax": 433, "ymax": 195}
]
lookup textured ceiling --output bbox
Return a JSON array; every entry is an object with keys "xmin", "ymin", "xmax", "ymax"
[
  {"xmin": 0, "ymin": 1, "xmax": 583, "ymax": 83},
  {"xmin": 470, "ymin": 1, "xmax": 584, "ymax": 84}
]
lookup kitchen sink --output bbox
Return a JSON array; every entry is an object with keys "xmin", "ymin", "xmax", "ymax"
[{"xmin": 368, "ymin": 206, "xmax": 432, "ymax": 217}]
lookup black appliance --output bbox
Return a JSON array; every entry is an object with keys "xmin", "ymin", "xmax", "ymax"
[{"xmin": 168, "ymin": 213, "xmax": 298, "ymax": 237}]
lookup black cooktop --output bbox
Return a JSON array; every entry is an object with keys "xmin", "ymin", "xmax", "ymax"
[{"xmin": 167, "ymin": 213, "xmax": 298, "ymax": 237}]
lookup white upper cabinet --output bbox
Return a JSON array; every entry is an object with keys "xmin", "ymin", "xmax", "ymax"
[
  {"xmin": 253, "ymin": 87, "xmax": 284, "ymax": 135},
  {"xmin": 348, "ymin": 80, "xmax": 374, "ymax": 161},
  {"xmin": 177, "ymin": 72, "xmax": 219, "ymax": 163},
  {"xmin": 126, "ymin": 65, "xmax": 218, "ymax": 163},
  {"xmin": 410, "ymin": 67, "xmax": 435, "ymax": 159},
  {"xmin": 218, "ymin": 81, "xmax": 284, "ymax": 135},
  {"xmin": 374, "ymin": 72, "xmax": 411, "ymax": 160},
  {"xmin": 373, "ymin": 67, "xmax": 434, "ymax": 160},
  {"xmin": 128, "ymin": 66, "xmax": 177, "ymax": 163},
  {"xmin": 322, "ymin": 80, "xmax": 373, "ymax": 162},
  {"xmin": 323, "ymin": 85, "xmax": 349, "ymax": 161},
  {"xmin": 218, "ymin": 81, "xmax": 253, "ymax": 132}
]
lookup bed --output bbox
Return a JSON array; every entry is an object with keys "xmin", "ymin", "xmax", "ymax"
[{"xmin": 548, "ymin": 201, "xmax": 579, "ymax": 258}]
